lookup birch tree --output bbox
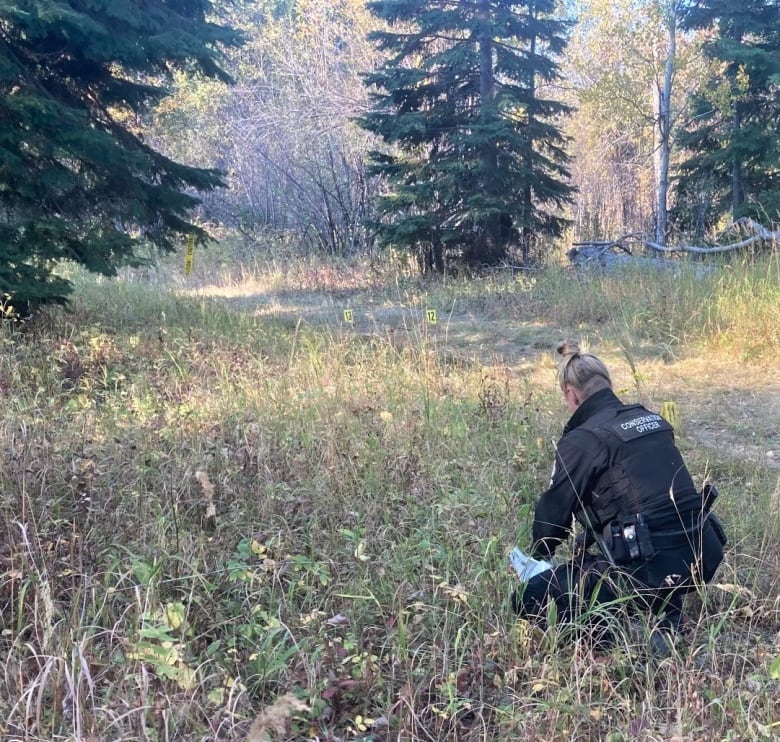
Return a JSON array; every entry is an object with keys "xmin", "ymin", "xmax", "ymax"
[
  {"xmin": 652, "ymin": 1, "xmax": 684, "ymax": 245},
  {"xmin": 564, "ymin": 0, "xmax": 698, "ymax": 243}
]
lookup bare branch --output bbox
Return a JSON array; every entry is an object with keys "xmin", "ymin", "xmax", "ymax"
[{"xmin": 643, "ymin": 218, "xmax": 780, "ymax": 254}]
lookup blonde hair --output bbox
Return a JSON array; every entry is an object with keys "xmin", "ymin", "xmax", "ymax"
[{"xmin": 556, "ymin": 340, "xmax": 612, "ymax": 399}]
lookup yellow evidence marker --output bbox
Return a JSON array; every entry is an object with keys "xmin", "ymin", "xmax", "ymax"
[{"xmin": 660, "ymin": 401, "xmax": 679, "ymax": 429}]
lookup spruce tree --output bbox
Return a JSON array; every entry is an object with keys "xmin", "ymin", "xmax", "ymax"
[
  {"xmin": 0, "ymin": 1, "xmax": 240, "ymax": 313},
  {"xmin": 359, "ymin": 0, "xmax": 573, "ymax": 272},
  {"xmin": 675, "ymin": 0, "xmax": 780, "ymax": 231}
]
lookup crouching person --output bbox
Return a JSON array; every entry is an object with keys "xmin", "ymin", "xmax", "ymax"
[{"xmin": 512, "ymin": 340, "xmax": 727, "ymax": 655}]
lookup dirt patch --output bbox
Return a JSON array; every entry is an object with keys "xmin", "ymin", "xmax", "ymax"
[
  {"xmin": 684, "ymin": 391, "xmax": 780, "ymax": 471},
  {"xmin": 406, "ymin": 320, "xmax": 779, "ymax": 473}
]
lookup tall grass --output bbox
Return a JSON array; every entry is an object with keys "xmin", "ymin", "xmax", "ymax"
[
  {"xmin": 1, "ymin": 252, "xmax": 778, "ymax": 740},
  {"xmin": 532, "ymin": 253, "xmax": 780, "ymax": 362}
]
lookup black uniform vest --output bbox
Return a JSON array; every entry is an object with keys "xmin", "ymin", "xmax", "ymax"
[{"xmin": 579, "ymin": 403, "xmax": 699, "ymax": 531}]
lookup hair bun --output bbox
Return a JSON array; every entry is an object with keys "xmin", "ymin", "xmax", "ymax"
[{"xmin": 557, "ymin": 339, "xmax": 581, "ymax": 357}]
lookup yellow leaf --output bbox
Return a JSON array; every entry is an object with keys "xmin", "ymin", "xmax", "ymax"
[
  {"xmin": 441, "ymin": 583, "xmax": 469, "ymax": 605},
  {"xmin": 164, "ymin": 602, "xmax": 186, "ymax": 631},
  {"xmin": 251, "ymin": 540, "xmax": 267, "ymax": 557},
  {"xmin": 174, "ymin": 663, "xmax": 197, "ymax": 691},
  {"xmin": 260, "ymin": 558, "xmax": 277, "ymax": 572}
]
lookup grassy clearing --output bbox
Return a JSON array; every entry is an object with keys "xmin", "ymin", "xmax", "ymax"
[{"xmin": 1, "ymin": 248, "xmax": 779, "ymax": 740}]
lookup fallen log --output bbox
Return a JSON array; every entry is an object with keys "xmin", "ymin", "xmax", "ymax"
[
  {"xmin": 643, "ymin": 218, "xmax": 780, "ymax": 254},
  {"xmin": 568, "ymin": 219, "xmax": 778, "ymax": 269}
]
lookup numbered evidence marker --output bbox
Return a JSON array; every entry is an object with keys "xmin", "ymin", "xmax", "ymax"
[
  {"xmin": 426, "ymin": 308, "xmax": 437, "ymax": 325},
  {"xmin": 184, "ymin": 234, "xmax": 195, "ymax": 275},
  {"xmin": 660, "ymin": 400, "xmax": 679, "ymax": 429},
  {"xmin": 343, "ymin": 309, "xmax": 354, "ymax": 324}
]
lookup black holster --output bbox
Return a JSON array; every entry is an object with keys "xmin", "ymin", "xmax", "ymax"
[{"xmin": 602, "ymin": 514, "xmax": 656, "ymax": 565}]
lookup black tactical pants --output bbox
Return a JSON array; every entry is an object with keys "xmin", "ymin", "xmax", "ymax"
[
  {"xmin": 511, "ymin": 553, "xmax": 689, "ymax": 646},
  {"xmin": 513, "ymin": 516, "xmax": 725, "ymax": 643},
  {"xmin": 511, "ymin": 553, "xmax": 622, "ymax": 647}
]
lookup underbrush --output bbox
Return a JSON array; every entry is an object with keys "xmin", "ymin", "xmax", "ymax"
[{"xmin": 1, "ymin": 254, "xmax": 778, "ymax": 740}]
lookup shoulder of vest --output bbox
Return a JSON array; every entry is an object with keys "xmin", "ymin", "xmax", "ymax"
[{"xmin": 578, "ymin": 403, "xmax": 629, "ymax": 427}]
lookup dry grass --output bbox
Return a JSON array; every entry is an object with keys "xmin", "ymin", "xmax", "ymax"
[{"xmin": 1, "ymin": 247, "xmax": 778, "ymax": 740}]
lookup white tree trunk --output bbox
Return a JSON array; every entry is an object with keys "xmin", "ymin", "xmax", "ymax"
[{"xmin": 653, "ymin": 1, "xmax": 678, "ymax": 246}]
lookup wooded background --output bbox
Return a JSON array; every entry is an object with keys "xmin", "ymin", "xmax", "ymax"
[
  {"xmin": 155, "ymin": 0, "xmax": 780, "ymax": 263},
  {"xmin": 2, "ymin": 0, "xmax": 779, "ymax": 306}
]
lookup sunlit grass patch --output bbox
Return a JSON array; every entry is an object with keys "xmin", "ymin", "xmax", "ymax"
[{"xmin": 1, "ymin": 250, "xmax": 778, "ymax": 739}]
